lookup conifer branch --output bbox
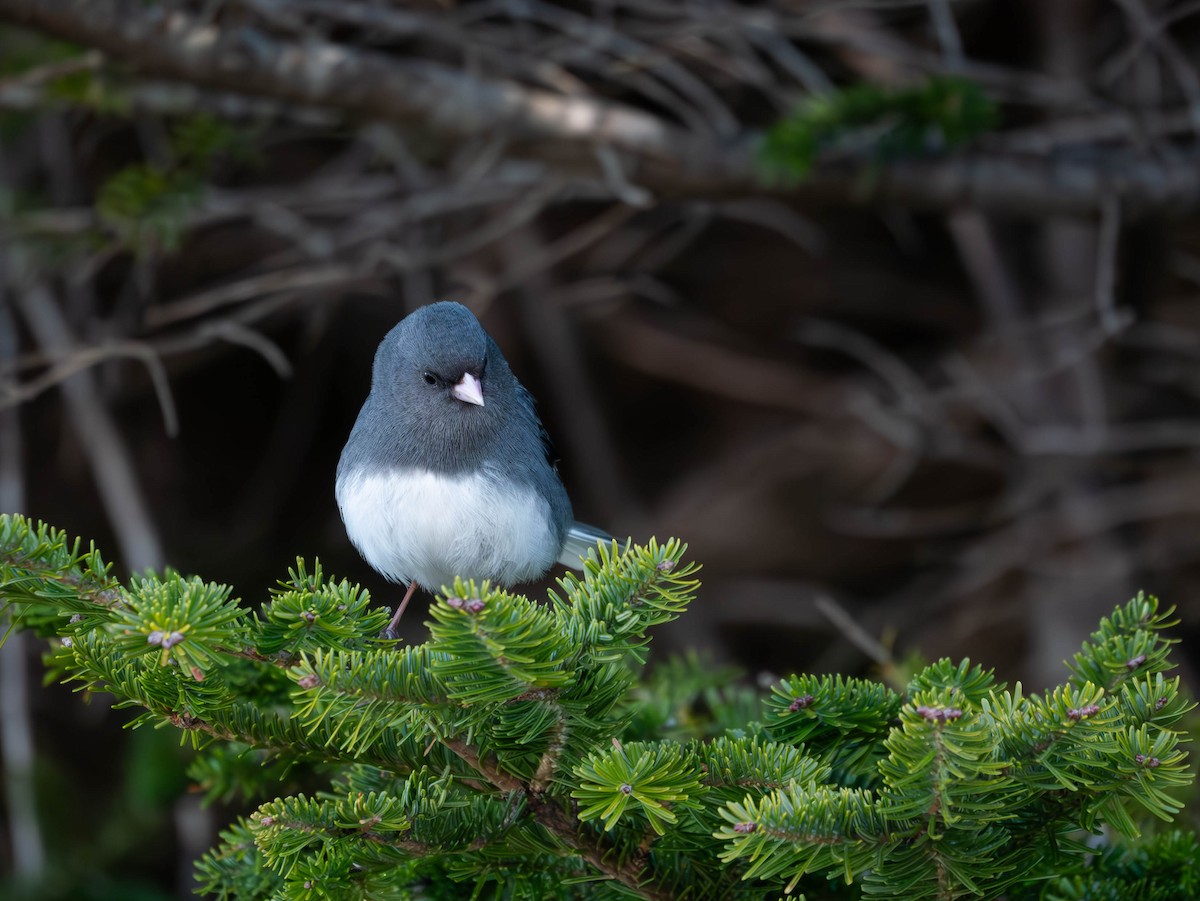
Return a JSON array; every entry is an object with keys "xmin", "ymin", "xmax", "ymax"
[
  {"xmin": 0, "ymin": 515, "xmax": 1195, "ymax": 899},
  {"xmin": 441, "ymin": 734, "xmax": 675, "ymax": 901}
]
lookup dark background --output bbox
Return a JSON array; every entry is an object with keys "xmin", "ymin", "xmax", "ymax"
[{"xmin": 3, "ymin": 1, "xmax": 1200, "ymax": 897}]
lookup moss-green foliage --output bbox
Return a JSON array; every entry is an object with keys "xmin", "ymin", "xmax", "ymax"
[
  {"xmin": 95, "ymin": 164, "xmax": 203, "ymax": 253},
  {"xmin": 762, "ymin": 75, "xmax": 997, "ymax": 180},
  {"xmin": 0, "ymin": 513, "xmax": 1195, "ymax": 900},
  {"xmin": 96, "ymin": 114, "xmax": 256, "ymax": 253},
  {"xmin": 0, "ymin": 25, "xmax": 258, "ymax": 257}
]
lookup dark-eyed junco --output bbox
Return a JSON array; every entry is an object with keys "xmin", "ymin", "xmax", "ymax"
[{"xmin": 336, "ymin": 302, "xmax": 609, "ymax": 636}]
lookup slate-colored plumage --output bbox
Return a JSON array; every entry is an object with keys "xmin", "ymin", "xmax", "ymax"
[{"xmin": 336, "ymin": 302, "xmax": 608, "ymax": 633}]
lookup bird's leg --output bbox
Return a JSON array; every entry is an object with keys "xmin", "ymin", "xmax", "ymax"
[{"xmin": 384, "ymin": 580, "xmax": 418, "ymax": 639}]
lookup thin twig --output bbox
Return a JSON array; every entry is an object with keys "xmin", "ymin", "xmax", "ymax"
[
  {"xmin": 813, "ymin": 594, "xmax": 903, "ymax": 689},
  {"xmin": 926, "ymin": 0, "xmax": 964, "ymax": 66},
  {"xmin": 1094, "ymin": 196, "xmax": 1124, "ymax": 335},
  {"xmin": 146, "ymin": 264, "xmax": 366, "ymax": 328}
]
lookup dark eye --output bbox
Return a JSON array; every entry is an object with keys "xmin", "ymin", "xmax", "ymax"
[{"xmin": 422, "ymin": 371, "xmax": 438, "ymax": 386}]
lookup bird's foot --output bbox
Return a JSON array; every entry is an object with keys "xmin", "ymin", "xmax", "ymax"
[{"xmin": 380, "ymin": 580, "xmax": 419, "ymax": 640}]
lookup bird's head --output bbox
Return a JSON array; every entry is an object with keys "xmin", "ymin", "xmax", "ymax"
[{"xmin": 370, "ymin": 302, "xmax": 511, "ymax": 456}]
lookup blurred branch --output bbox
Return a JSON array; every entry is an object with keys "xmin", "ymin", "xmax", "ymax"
[
  {"xmin": 0, "ymin": 292, "xmax": 326, "ymax": 406},
  {"xmin": 0, "ymin": 337, "xmax": 179, "ymax": 434},
  {"xmin": 0, "ymin": 299, "xmax": 46, "ymax": 883},
  {"xmin": 1111, "ymin": 0, "xmax": 1200, "ymax": 133},
  {"xmin": 6, "ymin": 0, "xmax": 1200, "ymax": 214},
  {"xmin": 0, "ymin": 0, "xmax": 727, "ymax": 181},
  {"xmin": 802, "ymin": 149, "xmax": 1200, "ymax": 217},
  {"xmin": 13, "ymin": 285, "xmax": 164, "ymax": 572},
  {"xmin": 0, "ymin": 66, "xmax": 338, "ymax": 125},
  {"xmin": 813, "ymin": 594, "xmax": 903, "ymax": 691},
  {"xmin": 146, "ymin": 263, "xmax": 366, "ymax": 328},
  {"xmin": 594, "ymin": 313, "xmax": 842, "ymax": 418}
]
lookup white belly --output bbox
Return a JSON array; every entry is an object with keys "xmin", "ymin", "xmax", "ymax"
[{"xmin": 336, "ymin": 466, "xmax": 559, "ymax": 591}]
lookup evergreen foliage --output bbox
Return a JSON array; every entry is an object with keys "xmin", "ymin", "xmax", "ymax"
[
  {"xmin": 96, "ymin": 114, "xmax": 254, "ymax": 254},
  {"xmin": 762, "ymin": 75, "xmax": 998, "ymax": 179},
  {"xmin": 1, "ymin": 513, "xmax": 1196, "ymax": 900}
]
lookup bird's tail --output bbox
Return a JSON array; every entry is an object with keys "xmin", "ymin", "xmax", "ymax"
[{"xmin": 557, "ymin": 522, "xmax": 613, "ymax": 569}]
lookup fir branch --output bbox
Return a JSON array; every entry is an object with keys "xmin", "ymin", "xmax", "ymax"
[
  {"xmin": 440, "ymin": 735, "xmax": 676, "ymax": 901},
  {"xmin": 254, "ymin": 559, "xmax": 392, "ymax": 663},
  {"xmin": 550, "ymin": 538, "xmax": 700, "ymax": 665},
  {"xmin": 716, "ymin": 785, "xmax": 887, "ymax": 892},
  {"xmin": 2, "ymin": 514, "xmax": 1197, "ymax": 900},
  {"xmin": 429, "ymin": 582, "xmax": 577, "ymax": 703},
  {"xmin": 573, "ymin": 740, "xmax": 705, "ymax": 835},
  {"xmin": 1068, "ymin": 593, "xmax": 1180, "ymax": 693},
  {"xmin": 0, "ymin": 515, "xmax": 123, "ymax": 632},
  {"xmin": 694, "ymin": 736, "xmax": 829, "ymax": 794},
  {"xmin": 196, "ymin": 819, "xmax": 284, "ymax": 900}
]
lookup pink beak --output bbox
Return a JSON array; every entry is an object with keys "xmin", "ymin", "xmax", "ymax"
[{"xmin": 451, "ymin": 372, "xmax": 485, "ymax": 407}]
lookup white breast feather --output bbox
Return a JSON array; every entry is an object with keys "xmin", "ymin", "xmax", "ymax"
[{"xmin": 336, "ymin": 467, "xmax": 558, "ymax": 591}]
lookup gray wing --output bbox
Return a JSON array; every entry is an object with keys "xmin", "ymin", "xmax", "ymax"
[
  {"xmin": 511, "ymin": 373, "xmax": 610, "ymax": 566},
  {"xmin": 514, "ymin": 382, "xmax": 559, "ymax": 471}
]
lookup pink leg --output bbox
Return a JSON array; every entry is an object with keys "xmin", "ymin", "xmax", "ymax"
[{"xmin": 384, "ymin": 580, "xmax": 418, "ymax": 639}]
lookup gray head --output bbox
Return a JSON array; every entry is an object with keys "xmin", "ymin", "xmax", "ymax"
[{"xmin": 352, "ymin": 302, "xmax": 522, "ymax": 472}]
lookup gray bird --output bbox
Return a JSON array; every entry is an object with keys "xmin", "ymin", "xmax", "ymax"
[{"xmin": 336, "ymin": 302, "xmax": 609, "ymax": 636}]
